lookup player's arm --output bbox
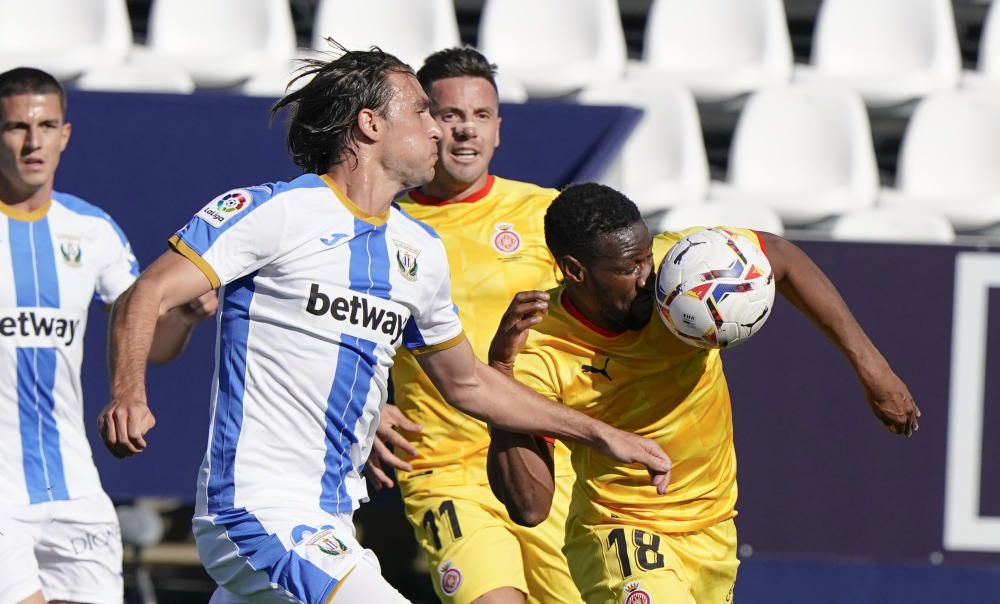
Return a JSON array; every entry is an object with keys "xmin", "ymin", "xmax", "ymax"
[
  {"xmin": 486, "ymin": 428, "xmax": 556, "ymax": 527},
  {"xmin": 145, "ymin": 290, "xmax": 218, "ymax": 364},
  {"xmin": 415, "ymin": 337, "xmax": 670, "ymax": 494},
  {"xmin": 366, "ymin": 403, "xmax": 422, "ymax": 490},
  {"xmin": 99, "ymin": 250, "xmax": 215, "ymax": 458},
  {"xmin": 485, "ymin": 290, "xmax": 558, "ymax": 526},
  {"xmin": 760, "ymin": 232, "xmax": 921, "ymax": 436}
]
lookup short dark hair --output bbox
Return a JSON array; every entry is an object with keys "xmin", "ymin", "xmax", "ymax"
[
  {"xmin": 545, "ymin": 183, "xmax": 643, "ymax": 263},
  {"xmin": 0, "ymin": 67, "xmax": 66, "ymax": 115},
  {"xmin": 271, "ymin": 41, "xmax": 413, "ymax": 174},
  {"xmin": 417, "ymin": 47, "xmax": 498, "ymax": 93}
]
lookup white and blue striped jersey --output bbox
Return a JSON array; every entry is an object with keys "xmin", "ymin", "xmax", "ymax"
[
  {"xmin": 172, "ymin": 174, "xmax": 464, "ymax": 520},
  {"xmin": 0, "ymin": 193, "xmax": 139, "ymax": 506}
]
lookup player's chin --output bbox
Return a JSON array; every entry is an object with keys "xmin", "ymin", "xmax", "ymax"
[
  {"xmin": 404, "ymin": 167, "xmax": 436, "ymax": 189},
  {"xmin": 625, "ymin": 296, "xmax": 654, "ymax": 330}
]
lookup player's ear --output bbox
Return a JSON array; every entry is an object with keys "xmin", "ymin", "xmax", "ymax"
[
  {"xmin": 356, "ymin": 108, "xmax": 380, "ymax": 141},
  {"xmin": 60, "ymin": 120, "xmax": 71, "ymax": 152},
  {"xmin": 560, "ymin": 255, "xmax": 586, "ymax": 285}
]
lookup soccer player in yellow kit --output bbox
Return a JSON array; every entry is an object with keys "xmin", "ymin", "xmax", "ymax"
[
  {"xmin": 486, "ymin": 183, "xmax": 922, "ymax": 603},
  {"xmin": 368, "ymin": 48, "xmax": 583, "ymax": 603}
]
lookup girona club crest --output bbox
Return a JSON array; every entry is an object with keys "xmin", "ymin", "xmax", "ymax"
[
  {"xmin": 623, "ymin": 581, "xmax": 652, "ymax": 604},
  {"xmin": 492, "ymin": 222, "xmax": 522, "ymax": 254},
  {"xmin": 437, "ymin": 560, "xmax": 463, "ymax": 596}
]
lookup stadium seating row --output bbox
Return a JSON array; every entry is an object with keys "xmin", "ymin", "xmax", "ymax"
[
  {"xmin": 6, "ymin": 0, "xmax": 1000, "ymax": 102},
  {"xmin": 2, "ymin": 0, "xmax": 998, "ymax": 243},
  {"xmin": 582, "ymin": 79, "xmax": 1000, "ymax": 243}
]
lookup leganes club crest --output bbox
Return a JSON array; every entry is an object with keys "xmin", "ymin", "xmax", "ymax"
[
  {"xmin": 305, "ymin": 529, "xmax": 350, "ymax": 557},
  {"xmin": 394, "ymin": 240, "xmax": 421, "ymax": 281},
  {"xmin": 58, "ymin": 235, "xmax": 82, "ymax": 267}
]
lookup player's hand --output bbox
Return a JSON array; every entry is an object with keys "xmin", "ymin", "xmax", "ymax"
[
  {"xmin": 176, "ymin": 290, "xmax": 218, "ymax": 324},
  {"xmin": 367, "ymin": 404, "xmax": 422, "ymax": 490},
  {"xmin": 861, "ymin": 363, "xmax": 921, "ymax": 437},
  {"xmin": 597, "ymin": 427, "xmax": 672, "ymax": 495},
  {"xmin": 98, "ymin": 397, "xmax": 156, "ymax": 458},
  {"xmin": 488, "ymin": 290, "xmax": 550, "ymax": 375}
]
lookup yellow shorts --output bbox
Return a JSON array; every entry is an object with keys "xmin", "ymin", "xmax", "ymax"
[
  {"xmin": 401, "ymin": 466, "xmax": 582, "ymax": 604},
  {"xmin": 564, "ymin": 518, "xmax": 738, "ymax": 604}
]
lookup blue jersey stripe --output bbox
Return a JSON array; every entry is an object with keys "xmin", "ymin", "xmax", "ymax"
[
  {"xmin": 213, "ymin": 508, "xmax": 338, "ymax": 600},
  {"xmin": 9, "ymin": 220, "xmax": 37, "ymax": 306},
  {"xmin": 17, "ymin": 348, "xmax": 48, "ymax": 503},
  {"xmin": 402, "ymin": 319, "xmax": 427, "ymax": 349},
  {"xmin": 206, "ymin": 272, "xmax": 257, "ymax": 511},
  {"xmin": 321, "ymin": 219, "xmax": 392, "ymax": 513},
  {"xmin": 33, "ymin": 218, "xmax": 60, "ymax": 308},
  {"xmin": 35, "ymin": 348, "xmax": 68, "ymax": 500},
  {"xmin": 10, "ymin": 219, "xmax": 68, "ymax": 502}
]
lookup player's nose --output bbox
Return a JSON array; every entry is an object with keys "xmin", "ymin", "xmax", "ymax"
[{"xmin": 451, "ymin": 123, "xmax": 476, "ymax": 141}]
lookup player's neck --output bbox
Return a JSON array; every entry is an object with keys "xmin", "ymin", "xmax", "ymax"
[
  {"xmin": 0, "ymin": 181, "xmax": 52, "ymax": 215},
  {"xmin": 563, "ymin": 288, "xmax": 625, "ymax": 336},
  {"xmin": 324, "ymin": 165, "xmax": 398, "ymax": 217}
]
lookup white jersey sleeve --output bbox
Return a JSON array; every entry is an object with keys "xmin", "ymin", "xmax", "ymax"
[
  {"xmin": 93, "ymin": 212, "xmax": 140, "ymax": 304},
  {"xmin": 169, "ymin": 186, "xmax": 288, "ymax": 288}
]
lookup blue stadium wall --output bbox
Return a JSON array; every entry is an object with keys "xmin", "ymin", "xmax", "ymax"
[{"xmin": 60, "ymin": 91, "xmax": 1000, "ymax": 602}]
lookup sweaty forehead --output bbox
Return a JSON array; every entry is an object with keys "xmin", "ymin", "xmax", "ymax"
[
  {"xmin": 0, "ymin": 93, "xmax": 64, "ymax": 122},
  {"xmin": 429, "ymin": 76, "xmax": 499, "ymax": 108},
  {"xmin": 389, "ymin": 72, "xmax": 425, "ymax": 101},
  {"xmin": 593, "ymin": 221, "xmax": 651, "ymax": 259}
]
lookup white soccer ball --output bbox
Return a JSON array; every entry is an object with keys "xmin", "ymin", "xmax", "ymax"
[{"xmin": 654, "ymin": 228, "xmax": 775, "ymax": 349}]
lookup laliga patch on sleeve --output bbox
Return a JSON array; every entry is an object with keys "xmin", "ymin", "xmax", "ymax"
[{"xmin": 197, "ymin": 189, "xmax": 252, "ymax": 228}]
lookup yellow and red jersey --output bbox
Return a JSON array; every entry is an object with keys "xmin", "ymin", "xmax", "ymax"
[
  {"xmin": 513, "ymin": 228, "xmax": 764, "ymax": 534},
  {"xmin": 393, "ymin": 176, "xmax": 570, "ymax": 483}
]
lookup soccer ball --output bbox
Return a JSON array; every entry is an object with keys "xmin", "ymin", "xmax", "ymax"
[{"xmin": 654, "ymin": 228, "xmax": 775, "ymax": 349}]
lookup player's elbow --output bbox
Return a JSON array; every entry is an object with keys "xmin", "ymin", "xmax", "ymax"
[{"xmin": 508, "ymin": 499, "xmax": 552, "ymax": 528}]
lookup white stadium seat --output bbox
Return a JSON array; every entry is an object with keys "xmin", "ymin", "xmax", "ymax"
[
  {"xmin": 831, "ymin": 207, "xmax": 955, "ymax": 243},
  {"xmin": 795, "ymin": 0, "xmax": 961, "ymax": 107},
  {"xmin": 77, "ymin": 48, "xmax": 195, "ymax": 94},
  {"xmin": 478, "ymin": 0, "xmax": 627, "ymax": 98},
  {"xmin": 311, "ymin": 0, "xmax": 460, "ymax": 70},
  {"xmin": 147, "ymin": 0, "xmax": 296, "ymax": 88},
  {"xmin": 962, "ymin": 0, "xmax": 1000, "ymax": 91},
  {"xmin": 710, "ymin": 84, "xmax": 880, "ymax": 227},
  {"xmin": 654, "ymin": 201, "xmax": 785, "ymax": 236},
  {"xmin": 879, "ymin": 91, "xmax": 1000, "ymax": 232},
  {"xmin": 639, "ymin": 0, "xmax": 793, "ymax": 102},
  {"xmin": 0, "ymin": 0, "xmax": 131, "ymax": 80},
  {"xmin": 578, "ymin": 76, "xmax": 709, "ymax": 215}
]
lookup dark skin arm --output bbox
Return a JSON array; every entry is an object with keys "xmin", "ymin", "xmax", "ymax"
[
  {"xmin": 486, "ymin": 233, "xmax": 921, "ymax": 526},
  {"xmin": 485, "ymin": 292, "xmax": 566, "ymax": 526},
  {"xmin": 759, "ymin": 232, "xmax": 921, "ymax": 436}
]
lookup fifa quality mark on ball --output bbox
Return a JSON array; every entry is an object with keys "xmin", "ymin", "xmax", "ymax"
[{"xmin": 655, "ymin": 228, "xmax": 775, "ymax": 349}]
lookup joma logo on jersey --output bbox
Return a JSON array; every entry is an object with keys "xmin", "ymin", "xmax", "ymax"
[
  {"xmin": 0, "ymin": 309, "xmax": 81, "ymax": 346},
  {"xmin": 305, "ymin": 283, "xmax": 405, "ymax": 345}
]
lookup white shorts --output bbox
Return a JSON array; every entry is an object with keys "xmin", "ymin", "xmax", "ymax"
[
  {"xmin": 194, "ymin": 508, "xmax": 409, "ymax": 603},
  {"xmin": 0, "ymin": 492, "xmax": 123, "ymax": 604}
]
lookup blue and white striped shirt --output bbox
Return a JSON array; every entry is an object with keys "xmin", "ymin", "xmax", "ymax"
[
  {"xmin": 0, "ymin": 192, "xmax": 138, "ymax": 506},
  {"xmin": 172, "ymin": 174, "xmax": 464, "ymax": 520}
]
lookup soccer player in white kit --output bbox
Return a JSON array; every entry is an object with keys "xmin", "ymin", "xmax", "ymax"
[
  {"xmin": 98, "ymin": 47, "xmax": 672, "ymax": 603},
  {"xmin": 0, "ymin": 68, "xmax": 217, "ymax": 604}
]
